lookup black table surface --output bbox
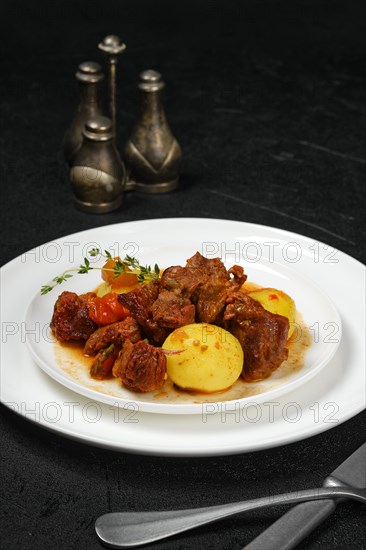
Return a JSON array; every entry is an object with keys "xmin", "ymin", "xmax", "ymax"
[{"xmin": 1, "ymin": 1, "xmax": 365, "ymax": 549}]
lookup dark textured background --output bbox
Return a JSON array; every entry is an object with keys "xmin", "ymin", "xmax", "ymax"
[{"xmin": 1, "ymin": 1, "xmax": 365, "ymax": 549}]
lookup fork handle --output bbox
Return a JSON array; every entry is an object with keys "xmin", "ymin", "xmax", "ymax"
[
  {"xmin": 242, "ymin": 474, "xmax": 346, "ymax": 549},
  {"xmin": 243, "ymin": 499, "xmax": 336, "ymax": 550}
]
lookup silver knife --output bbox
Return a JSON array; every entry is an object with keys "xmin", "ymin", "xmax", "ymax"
[{"xmin": 243, "ymin": 443, "xmax": 366, "ymax": 550}]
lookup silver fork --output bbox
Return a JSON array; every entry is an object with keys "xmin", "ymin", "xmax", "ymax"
[{"xmin": 95, "ymin": 486, "xmax": 366, "ymax": 548}]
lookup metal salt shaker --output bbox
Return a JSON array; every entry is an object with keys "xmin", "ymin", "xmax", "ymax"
[
  {"xmin": 124, "ymin": 70, "xmax": 181, "ymax": 193},
  {"xmin": 70, "ymin": 116, "xmax": 126, "ymax": 213},
  {"xmin": 63, "ymin": 61, "xmax": 104, "ymax": 164}
]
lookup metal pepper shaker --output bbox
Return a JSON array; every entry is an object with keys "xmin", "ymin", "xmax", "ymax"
[
  {"xmin": 63, "ymin": 61, "xmax": 104, "ymax": 164},
  {"xmin": 124, "ymin": 70, "xmax": 181, "ymax": 193},
  {"xmin": 70, "ymin": 116, "xmax": 126, "ymax": 213},
  {"xmin": 98, "ymin": 35, "xmax": 126, "ymax": 139}
]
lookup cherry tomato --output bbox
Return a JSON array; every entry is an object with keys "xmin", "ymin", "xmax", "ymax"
[
  {"xmin": 101, "ymin": 257, "xmax": 138, "ymax": 287},
  {"xmin": 88, "ymin": 293, "xmax": 130, "ymax": 325}
]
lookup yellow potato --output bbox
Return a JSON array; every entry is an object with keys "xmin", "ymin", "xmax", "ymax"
[
  {"xmin": 96, "ymin": 282, "xmax": 139, "ymax": 297},
  {"xmin": 162, "ymin": 323, "xmax": 243, "ymax": 393},
  {"xmin": 247, "ymin": 287, "xmax": 296, "ymax": 339},
  {"xmin": 96, "ymin": 282, "xmax": 111, "ymax": 297}
]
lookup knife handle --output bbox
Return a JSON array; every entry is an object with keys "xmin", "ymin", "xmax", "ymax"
[{"xmin": 242, "ymin": 499, "xmax": 337, "ymax": 550}]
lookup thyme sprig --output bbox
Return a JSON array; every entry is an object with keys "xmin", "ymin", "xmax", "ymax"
[
  {"xmin": 123, "ymin": 254, "xmax": 160, "ymax": 283},
  {"xmin": 41, "ymin": 248, "xmax": 160, "ymax": 295}
]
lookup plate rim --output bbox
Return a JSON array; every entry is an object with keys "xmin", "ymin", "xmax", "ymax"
[{"xmin": 2, "ymin": 216, "xmax": 365, "ymax": 272}]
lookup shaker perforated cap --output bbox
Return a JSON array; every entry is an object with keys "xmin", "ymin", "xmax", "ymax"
[
  {"xmin": 98, "ymin": 35, "xmax": 126, "ymax": 55},
  {"xmin": 139, "ymin": 69, "xmax": 165, "ymax": 92},
  {"xmin": 83, "ymin": 116, "xmax": 114, "ymax": 141},
  {"xmin": 76, "ymin": 61, "xmax": 104, "ymax": 83}
]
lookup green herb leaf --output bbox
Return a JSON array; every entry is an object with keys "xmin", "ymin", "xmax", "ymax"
[
  {"xmin": 41, "ymin": 285, "xmax": 53, "ymax": 295},
  {"xmin": 41, "ymin": 247, "xmax": 161, "ymax": 294}
]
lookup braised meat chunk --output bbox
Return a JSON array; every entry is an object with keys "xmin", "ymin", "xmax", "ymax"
[
  {"xmin": 192, "ymin": 253, "xmax": 248, "ymax": 324},
  {"xmin": 160, "ymin": 265, "xmax": 206, "ymax": 297},
  {"xmin": 150, "ymin": 290, "xmax": 195, "ymax": 329},
  {"xmin": 224, "ymin": 292, "xmax": 289, "ymax": 381},
  {"xmin": 118, "ymin": 280, "xmax": 189, "ymax": 344},
  {"xmin": 50, "ymin": 291, "xmax": 97, "ymax": 341},
  {"xmin": 118, "ymin": 280, "xmax": 160, "ymax": 323},
  {"xmin": 117, "ymin": 280, "xmax": 166, "ymax": 343},
  {"xmin": 162, "ymin": 252, "xmax": 247, "ymax": 325},
  {"xmin": 84, "ymin": 317, "xmax": 141, "ymax": 356},
  {"xmin": 113, "ymin": 339, "xmax": 167, "ymax": 392},
  {"xmin": 117, "ymin": 253, "xmax": 246, "ymax": 339}
]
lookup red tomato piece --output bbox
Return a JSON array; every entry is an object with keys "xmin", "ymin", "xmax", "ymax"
[
  {"xmin": 88, "ymin": 293, "xmax": 130, "ymax": 325},
  {"xmin": 90, "ymin": 344, "xmax": 119, "ymax": 379},
  {"xmin": 102, "ymin": 353, "xmax": 117, "ymax": 374}
]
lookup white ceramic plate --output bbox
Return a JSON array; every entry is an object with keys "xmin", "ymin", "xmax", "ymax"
[
  {"xmin": 24, "ymin": 224, "xmax": 340, "ymax": 414},
  {"xmin": 1, "ymin": 219, "xmax": 365, "ymax": 455}
]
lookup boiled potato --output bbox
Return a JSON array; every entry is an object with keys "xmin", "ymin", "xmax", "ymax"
[
  {"xmin": 96, "ymin": 282, "xmax": 111, "ymax": 297},
  {"xmin": 162, "ymin": 323, "xmax": 243, "ymax": 393},
  {"xmin": 247, "ymin": 288, "xmax": 296, "ymax": 339},
  {"xmin": 96, "ymin": 281, "xmax": 139, "ymax": 297}
]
